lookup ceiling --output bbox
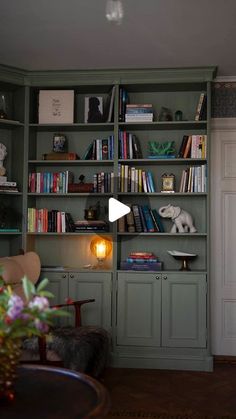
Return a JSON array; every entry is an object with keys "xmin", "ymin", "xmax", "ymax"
[{"xmin": 0, "ymin": 0, "xmax": 235, "ymax": 78}]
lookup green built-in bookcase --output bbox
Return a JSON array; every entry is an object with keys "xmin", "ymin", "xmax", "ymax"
[{"xmin": 0, "ymin": 65, "xmax": 217, "ymax": 371}]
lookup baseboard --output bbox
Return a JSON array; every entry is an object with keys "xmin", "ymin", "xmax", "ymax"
[
  {"xmin": 110, "ymin": 353, "xmax": 213, "ymax": 372},
  {"xmin": 214, "ymin": 355, "xmax": 236, "ymax": 365}
]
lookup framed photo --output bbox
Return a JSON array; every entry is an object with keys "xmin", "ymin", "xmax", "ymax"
[
  {"xmin": 84, "ymin": 96, "xmax": 103, "ymax": 123},
  {"xmin": 161, "ymin": 173, "xmax": 175, "ymax": 193},
  {"xmin": 38, "ymin": 90, "xmax": 74, "ymax": 124}
]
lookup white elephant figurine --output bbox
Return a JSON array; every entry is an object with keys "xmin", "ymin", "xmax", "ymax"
[{"xmin": 158, "ymin": 204, "xmax": 197, "ymax": 233}]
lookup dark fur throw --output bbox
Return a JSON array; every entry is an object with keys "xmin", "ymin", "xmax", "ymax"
[{"xmin": 22, "ymin": 326, "xmax": 110, "ymax": 378}]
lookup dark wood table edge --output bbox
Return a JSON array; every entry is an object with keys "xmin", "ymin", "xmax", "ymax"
[{"xmin": 20, "ymin": 363, "xmax": 111, "ymax": 418}]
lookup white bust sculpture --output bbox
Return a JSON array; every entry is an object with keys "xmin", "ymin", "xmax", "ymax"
[{"xmin": 0, "ymin": 143, "xmax": 7, "ymax": 176}]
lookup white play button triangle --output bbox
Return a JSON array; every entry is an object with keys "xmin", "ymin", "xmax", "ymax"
[{"xmin": 108, "ymin": 198, "xmax": 130, "ymax": 222}]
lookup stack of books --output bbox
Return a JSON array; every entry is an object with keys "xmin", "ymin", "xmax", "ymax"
[
  {"xmin": 118, "ymin": 131, "xmax": 142, "ymax": 159},
  {"xmin": 74, "ymin": 220, "xmax": 109, "ymax": 232},
  {"xmin": 83, "ymin": 136, "xmax": 114, "ymax": 160},
  {"xmin": 118, "ymin": 165, "xmax": 155, "ymax": 193},
  {"xmin": 118, "ymin": 204, "xmax": 164, "ymax": 233},
  {"xmin": 120, "ymin": 251, "xmax": 162, "ymax": 271},
  {"xmin": 0, "ymin": 176, "xmax": 18, "ymax": 193},
  {"xmin": 178, "ymin": 135, "xmax": 207, "ymax": 159},
  {"xmin": 125, "ymin": 104, "xmax": 154, "ymax": 122}
]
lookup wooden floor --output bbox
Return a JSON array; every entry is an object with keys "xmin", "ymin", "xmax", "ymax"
[{"xmin": 102, "ymin": 364, "xmax": 236, "ymax": 418}]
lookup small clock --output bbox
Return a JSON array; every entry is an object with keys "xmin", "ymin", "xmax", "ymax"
[{"xmin": 161, "ymin": 173, "xmax": 175, "ymax": 193}]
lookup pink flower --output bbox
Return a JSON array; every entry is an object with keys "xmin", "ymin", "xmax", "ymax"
[
  {"xmin": 29, "ymin": 296, "xmax": 49, "ymax": 311},
  {"xmin": 34, "ymin": 319, "xmax": 49, "ymax": 333},
  {"xmin": 7, "ymin": 294, "xmax": 24, "ymax": 320}
]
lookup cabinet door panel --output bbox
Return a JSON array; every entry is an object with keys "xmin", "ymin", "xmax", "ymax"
[
  {"xmin": 40, "ymin": 271, "xmax": 69, "ymax": 326},
  {"xmin": 162, "ymin": 273, "xmax": 206, "ymax": 348},
  {"xmin": 69, "ymin": 272, "xmax": 112, "ymax": 330},
  {"xmin": 117, "ymin": 273, "xmax": 161, "ymax": 346}
]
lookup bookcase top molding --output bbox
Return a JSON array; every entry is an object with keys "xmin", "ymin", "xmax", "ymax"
[{"xmin": 0, "ymin": 64, "xmax": 217, "ymax": 87}]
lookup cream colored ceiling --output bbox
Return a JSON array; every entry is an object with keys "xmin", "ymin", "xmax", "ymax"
[{"xmin": 0, "ymin": 0, "xmax": 235, "ymax": 77}]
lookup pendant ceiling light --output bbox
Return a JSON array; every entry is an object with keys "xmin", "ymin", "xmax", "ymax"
[{"xmin": 106, "ymin": 0, "xmax": 124, "ymax": 24}]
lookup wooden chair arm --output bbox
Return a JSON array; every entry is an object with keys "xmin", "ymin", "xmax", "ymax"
[{"xmin": 52, "ymin": 299, "xmax": 95, "ymax": 327}]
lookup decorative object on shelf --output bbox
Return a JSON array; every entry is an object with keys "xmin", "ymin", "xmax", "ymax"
[
  {"xmin": 84, "ymin": 96, "xmax": 104, "ymax": 123},
  {"xmin": 148, "ymin": 140, "xmax": 176, "ymax": 159},
  {"xmin": 0, "ymin": 275, "xmax": 65, "ymax": 401},
  {"xmin": 168, "ymin": 250, "xmax": 197, "ymax": 271},
  {"xmin": 0, "ymin": 143, "xmax": 7, "ymax": 176},
  {"xmin": 84, "ymin": 201, "xmax": 100, "ymax": 221},
  {"xmin": 68, "ymin": 174, "xmax": 93, "ymax": 193},
  {"xmin": 158, "ymin": 204, "xmax": 197, "ymax": 233},
  {"xmin": 161, "ymin": 173, "xmax": 175, "ymax": 193},
  {"xmin": 52, "ymin": 133, "xmax": 68, "ymax": 153},
  {"xmin": 0, "ymin": 92, "xmax": 11, "ymax": 120},
  {"xmin": 90, "ymin": 236, "xmax": 112, "ymax": 268},
  {"xmin": 158, "ymin": 107, "xmax": 173, "ymax": 121},
  {"xmin": 106, "ymin": 0, "xmax": 124, "ymax": 24},
  {"xmin": 38, "ymin": 90, "xmax": 74, "ymax": 124},
  {"xmin": 174, "ymin": 110, "xmax": 183, "ymax": 121}
]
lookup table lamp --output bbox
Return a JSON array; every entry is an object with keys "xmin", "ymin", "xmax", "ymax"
[{"xmin": 90, "ymin": 237, "xmax": 112, "ymax": 269}]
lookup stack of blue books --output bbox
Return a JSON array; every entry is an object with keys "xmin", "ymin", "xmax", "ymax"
[{"xmin": 120, "ymin": 252, "xmax": 162, "ymax": 271}]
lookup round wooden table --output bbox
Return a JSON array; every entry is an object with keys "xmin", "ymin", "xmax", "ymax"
[{"xmin": 0, "ymin": 364, "xmax": 110, "ymax": 418}]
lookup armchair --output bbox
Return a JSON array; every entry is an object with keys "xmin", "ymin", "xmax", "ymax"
[{"xmin": 0, "ymin": 252, "xmax": 110, "ymax": 378}]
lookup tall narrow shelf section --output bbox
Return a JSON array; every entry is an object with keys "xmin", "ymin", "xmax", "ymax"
[
  {"xmin": 0, "ymin": 81, "xmax": 25, "ymax": 257},
  {"xmin": 0, "ymin": 66, "xmax": 217, "ymax": 371}
]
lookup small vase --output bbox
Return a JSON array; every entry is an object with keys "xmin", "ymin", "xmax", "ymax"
[{"xmin": 0, "ymin": 338, "xmax": 21, "ymax": 401}]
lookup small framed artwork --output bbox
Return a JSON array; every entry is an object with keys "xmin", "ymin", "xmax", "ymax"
[
  {"xmin": 38, "ymin": 90, "xmax": 74, "ymax": 124},
  {"xmin": 161, "ymin": 173, "xmax": 175, "ymax": 193},
  {"xmin": 84, "ymin": 96, "xmax": 104, "ymax": 123}
]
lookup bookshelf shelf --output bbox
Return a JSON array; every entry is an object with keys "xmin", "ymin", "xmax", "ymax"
[
  {"xmin": 28, "ymin": 160, "xmax": 114, "ymax": 166},
  {"xmin": 27, "ymin": 192, "xmax": 113, "ymax": 197},
  {"xmin": 29, "ymin": 123, "xmax": 114, "ymax": 132}
]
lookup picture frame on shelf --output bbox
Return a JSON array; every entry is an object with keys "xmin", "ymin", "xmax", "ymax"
[
  {"xmin": 84, "ymin": 96, "xmax": 104, "ymax": 123},
  {"xmin": 38, "ymin": 90, "xmax": 74, "ymax": 124}
]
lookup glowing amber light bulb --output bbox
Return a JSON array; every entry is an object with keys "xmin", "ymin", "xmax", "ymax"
[
  {"xmin": 90, "ymin": 237, "xmax": 112, "ymax": 268},
  {"xmin": 95, "ymin": 241, "xmax": 106, "ymax": 259}
]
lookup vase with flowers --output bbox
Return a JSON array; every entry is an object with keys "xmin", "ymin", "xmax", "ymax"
[{"xmin": 0, "ymin": 272, "xmax": 66, "ymax": 401}]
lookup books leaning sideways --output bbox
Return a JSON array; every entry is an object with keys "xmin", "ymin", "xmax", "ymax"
[
  {"xmin": 125, "ymin": 104, "xmax": 154, "ymax": 122},
  {"xmin": 120, "ymin": 251, "xmax": 162, "ymax": 271},
  {"xmin": 0, "ymin": 179, "xmax": 19, "ymax": 192},
  {"xmin": 74, "ymin": 220, "xmax": 109, "ymax": 232}
]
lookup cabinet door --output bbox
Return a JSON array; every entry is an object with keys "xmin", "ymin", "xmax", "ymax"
[
  {"xmin": 40, "ymin": 270, "xmax": 69, "ymax": 326},
  {"xmin": 162, "ymin": 273, "xmax": 207, "ymax": 348},
  {"xmin": 117, "ymin": 272, "xmax": 161, "ymax": 346},
  {"xmin": 40, "ymin": 271, "xmax": 69, "ymax": 305},
  {"xmin": 68, "ymin": 272, "xmax": 112, "ymax": 331}
]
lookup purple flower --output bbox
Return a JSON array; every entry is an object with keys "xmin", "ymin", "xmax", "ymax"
[
  {"xmin": 29, "ymin": 296, "xmax": 49, "ymax": 311},
  {"xmin": 7, "ymin": 294, "xmax": 24, "ymax": 320},
  {"xmin": 34, "ymin": 319, "xmax": 49, "ymax": 333}
]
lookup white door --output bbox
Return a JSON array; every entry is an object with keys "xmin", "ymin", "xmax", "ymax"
[{"xmin": 211, "ymin": 118, "xmax": 236, "ymax": 355}]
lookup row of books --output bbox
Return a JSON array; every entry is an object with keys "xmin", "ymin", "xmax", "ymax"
[
  {"xmin": 83, "ymin": 135, "xmax": 114, "ymax": 160},
  {"xmin": 120, "ymin": 251, "xmax": 162, "ymax": 271},
  {"xmin": 93, "ymin": 172, "xmax": 114, "ymax": 193},
  {"xmin": 125, "ymin": 104, "xmax": 154, "ymax": 122},
  {"xmin": 178, "ymin": 135, "xmax": 207, "ymax": 159},
  {"xmin": 118, "ymin": 204, "xmax": 164, "ymax": 233},
  {"xmin": 118, "ymin": 165, "xmax": 155, "ymax": 193},
  {"xmin": 74, "ymin": 220, "xmax": 109, "ymax": 232},
  {"xmin": 179, "ymin": 165, "xmax": 207, "ymax": 193},
  {"xmin": 28, "ymin": 171, "xmax": 74, "ymax": 194},
  {"xmin": 118, "ymin": 131, "xmax": 142, "ymax": 159},
  {"xmin": 27, "ymin": 208, "xmax": 75, "ymax": 233}
]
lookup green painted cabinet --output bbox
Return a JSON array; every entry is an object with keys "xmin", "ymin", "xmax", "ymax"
[
  {"xmin": 162, "ymin": 273, "xmax": 207, "ymax": 348},
  {"xmin": 117, "ymin": 272, "xmax": 206, "ymax": 349},
  {"xmin": 117, "ymin": 272, "xmax": 161, "ymax": 346},
  {"xmin": 41, "ymin": 270, "xmax": 112, "ymax": 330}
]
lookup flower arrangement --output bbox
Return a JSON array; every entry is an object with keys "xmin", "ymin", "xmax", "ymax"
[
  {"xmin": 0, "ymin": 275, "xmax": 65, "ymax": 341},
  {"xmin": 0, "ymin": 272, "xmax": 66, "ymax": 400}
]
